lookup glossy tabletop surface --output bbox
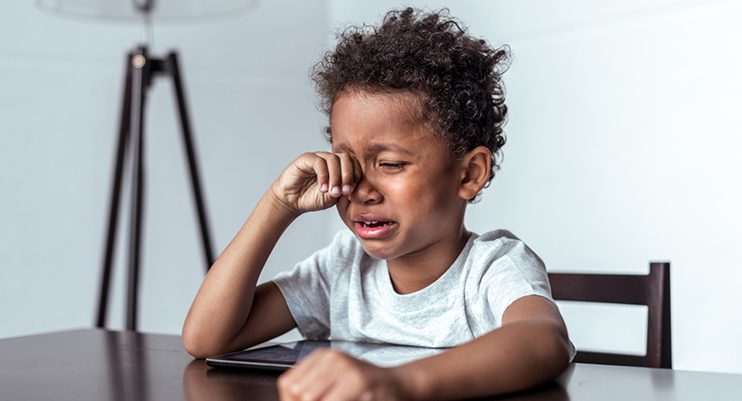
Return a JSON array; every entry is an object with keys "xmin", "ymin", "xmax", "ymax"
[{"xmin": 1, "ymin": 329, "xmax": 741, "ymax": 401}]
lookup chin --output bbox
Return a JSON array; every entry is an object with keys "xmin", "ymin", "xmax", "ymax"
[{"xmin": 358, "ymin": 241, "xmax": 397, "ymax": 260}]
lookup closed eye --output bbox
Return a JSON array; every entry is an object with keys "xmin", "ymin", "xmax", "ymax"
[{"xmin": 379, "ymin": 161, "xmax": 407, "ymax": 170}]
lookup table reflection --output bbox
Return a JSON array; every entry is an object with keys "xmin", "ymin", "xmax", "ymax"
[
  {"xmin": 183, "ymin": 360, "xmax": 281, "ymax": 401},
  {"xmin": 103, "ymin": 330, "xmax": 151, "ymax": 401},
  {"xmin": 182, "ymin": 359, "xmax": 571, "ymax": 401}
]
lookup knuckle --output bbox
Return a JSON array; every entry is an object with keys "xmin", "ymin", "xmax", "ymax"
[
  {"xmin": 276, "ymin": 377, "xmax": 290, "ymax": 392},
  {"xmin": 322, "ymin": 152, "xmax": 338, "ymax": 162},
  {"xmin": 313, "ymin": 155, "xmax": 327, "ymax": 166},
  {"xmin": 277, "ymin": 375, "xmax": 291, "ymax": 390}
]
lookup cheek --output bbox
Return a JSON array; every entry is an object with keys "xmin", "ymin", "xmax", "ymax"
[
  {"xmin": 386, "ymin": 174, "xmax": 450, "ymax": 209},
  {"xmin": 378, "ymin": 175, "xmax": 420, "ymax": 203},
  {"xmin": 410, "ymin": 173, "xmax": 462, "ymax": 217}
]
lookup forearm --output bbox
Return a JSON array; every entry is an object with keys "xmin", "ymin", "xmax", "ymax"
[
  {"xmin": 182, "ymin": 190, "xmax": 298, "ymax": 357},
  {"xmin": 396, "ymin": 319, "xmax": 572, "ymax": 400}
]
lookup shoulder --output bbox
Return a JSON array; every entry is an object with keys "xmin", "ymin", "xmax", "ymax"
[
  {"xmin": 470, "ymin": 230, "xmax": 545, "ymax": 268},
  {"xmin": 465, "ymin": 230, "xmax": 553, "ymax": 321},
  {"xmin": 465, "ymin": 229, "xmax": 548, "ymax": 290}
]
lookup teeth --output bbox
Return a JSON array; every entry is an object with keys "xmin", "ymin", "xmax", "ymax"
[{"xmin": 360, "ymin": 221, "xmax": 391, "ymax": 228}]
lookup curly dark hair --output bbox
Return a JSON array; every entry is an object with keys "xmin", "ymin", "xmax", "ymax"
[{"xmin": 311, "ymin": 7, "xmax": 511, "ymax": 186}]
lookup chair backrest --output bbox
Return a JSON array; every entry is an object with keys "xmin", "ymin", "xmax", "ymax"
[{"xmin": 548, "ymin": 262, "xmax": 672, "ymax": 368}]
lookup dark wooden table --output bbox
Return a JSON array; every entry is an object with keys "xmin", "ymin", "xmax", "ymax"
[{"xmin": 1, "ymin": 329, "xmax": 740, "ymax": 401}]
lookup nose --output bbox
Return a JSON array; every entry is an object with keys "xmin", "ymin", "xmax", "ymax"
[{"xmin": 348, "ymin": 173, "xmax": 382, "ymax": 205}]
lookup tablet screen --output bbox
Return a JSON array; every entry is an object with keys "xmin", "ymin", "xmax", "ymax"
[{"xmin": 206, "ymin": 340, "xmax": 445, "ymax": 371}]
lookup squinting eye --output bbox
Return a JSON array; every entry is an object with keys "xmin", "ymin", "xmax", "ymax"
[{"xmin": 379, "ymin": 161, "xmax": 407, "ymax": 169}]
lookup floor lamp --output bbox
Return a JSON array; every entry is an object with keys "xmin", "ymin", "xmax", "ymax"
[
  {"xmin": 36, "ymin": 0, "xmax": 254, "ymax": 331},
  {"xmin": 97, "ymin": 46, "xmax": 214, "ymax": 331}
]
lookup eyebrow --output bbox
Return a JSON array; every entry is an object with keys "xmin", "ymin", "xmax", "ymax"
[{"xmin": 333, "ymin": 143, "xmax": 414, "ymax": 156}]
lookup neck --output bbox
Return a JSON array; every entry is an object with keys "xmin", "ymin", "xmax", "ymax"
[{"xmin": 386, "ymin": 227, "xmax": 470, "ymax": 294}]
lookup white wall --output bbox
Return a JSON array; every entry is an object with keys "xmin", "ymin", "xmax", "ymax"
[
  {"xmin": 329, "ymin": 0, "xmax": 742, "ymax": 374},
  {"xmin": 0, "ymin": 0, "xmax": 331, "ymax": 336}
]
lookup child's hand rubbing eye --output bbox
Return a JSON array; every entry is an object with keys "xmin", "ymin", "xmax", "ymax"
[{"xmin": 270, "ymin": 152, "xmax": 363, "ymax": 215}]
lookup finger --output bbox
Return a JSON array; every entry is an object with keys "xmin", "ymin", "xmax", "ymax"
[
  {"xmin": 288, "ymin": 350, "xmax": 340, "ymax": 401},
  {"xmin": 279, "ymin": 358, "xmax": 321, "ymax": 401},
  {"xmin": 277, "ymin": 374, "xmax": 294, "ymax": 401},
  {"xmin": 307, "ymin": 154, "xmax": 330, "ymax": 194},
  {"xmin": 337, "ymin": 153, "xmax": 357, "ymax": 195},
  {"xmin": 318, "ymin": 153, "xmax": 343, "ymax": 198},
  {"xmin": 352, "ymin": 156, "xmax": 363, "ymax": 187}
]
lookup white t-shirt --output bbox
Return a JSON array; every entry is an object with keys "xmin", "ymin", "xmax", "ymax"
[{"xmin": 273, "ymin": 229, "xmax": 564, "ymax": 350}]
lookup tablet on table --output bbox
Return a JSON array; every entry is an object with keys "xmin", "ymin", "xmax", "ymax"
[{"xmin": 206, "ymin": 340, "xmax": 446, "ymax": 371}]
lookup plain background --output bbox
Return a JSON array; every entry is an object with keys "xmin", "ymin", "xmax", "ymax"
[{"xmin": 1, "ymin": 0, "xmax": 740, "ymax": 374}]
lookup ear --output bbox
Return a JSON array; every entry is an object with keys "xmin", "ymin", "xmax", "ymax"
[{"xmin": 458, "ymin": 146, "xmax": 492, "ymax": 201}]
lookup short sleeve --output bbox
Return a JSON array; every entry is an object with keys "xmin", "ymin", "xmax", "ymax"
[
  {"xmin": 476, "ymin": 231, "xmax": 576, "ymax": 361},
  {"xmin": 478, "ymin": 233, "xmax": 553, "ymax": 323}
]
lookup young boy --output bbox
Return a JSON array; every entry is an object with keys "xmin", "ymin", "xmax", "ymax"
[{"xmin": 183, "ymin": 7, "xmax": 574, "ymax": 401}]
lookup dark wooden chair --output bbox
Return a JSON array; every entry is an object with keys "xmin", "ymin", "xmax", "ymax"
[{"xmin": 548, "ymin": 262, "xmax": 672, "ymax": 368}]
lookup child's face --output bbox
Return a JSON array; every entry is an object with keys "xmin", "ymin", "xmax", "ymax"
[{"xmin": 331, "ymin": 90, "xmax": 468, "ymax": 262}]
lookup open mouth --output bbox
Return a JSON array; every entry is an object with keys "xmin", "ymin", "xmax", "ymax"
[
  {"xmin": 353, "ymin": 218, "xmax": 397, "ymax": 239},
  {"xmin": 356, "ymin": 220, "xmax": 394, "ymax": 228}
]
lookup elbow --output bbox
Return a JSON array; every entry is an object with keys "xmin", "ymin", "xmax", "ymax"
[
  {"xmin": 182, "ymin": 322, "xmax": 221, "ymax": 360},
  {"xmin": 182, "ymin": 337, "xmax": 209, "ymax": 360},
  {"xmin": 516, "ymin": 320, "xmax": 573, "ymax": 383},
  {"xmin": 555, "ymin": 322, "xmax": 574, "ymax": 365},
  {"xmin": 540, "ymin": 322, "xmax": 573, "ymax": 375}
]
